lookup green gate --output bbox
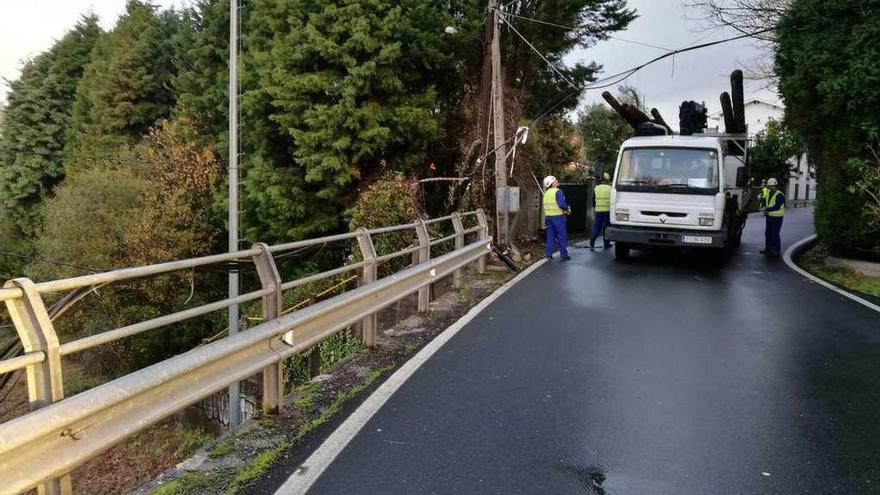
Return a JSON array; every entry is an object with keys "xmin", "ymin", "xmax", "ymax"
[{"xmin": 559, "ymin": 182, "xmax": 592, "ymax": 235}]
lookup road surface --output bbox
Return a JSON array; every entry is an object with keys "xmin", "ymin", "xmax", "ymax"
[{"xmin": 285, "ymin": 208, "xmax": 880, "ymax": 494}]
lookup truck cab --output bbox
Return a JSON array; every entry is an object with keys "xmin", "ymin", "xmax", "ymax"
[{"xmin": 605, "ymin": 134, "xmax": 753, "ymax": 260}]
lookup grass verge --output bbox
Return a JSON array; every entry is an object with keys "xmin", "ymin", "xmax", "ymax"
[{"xmin": 798, "ymin": 243, "xmax": 880, "ymax": 297}]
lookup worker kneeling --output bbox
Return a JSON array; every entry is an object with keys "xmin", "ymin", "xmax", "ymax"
[{"xmin": 543, "ymin": 175, "xmax": 571, "ymax": 261}]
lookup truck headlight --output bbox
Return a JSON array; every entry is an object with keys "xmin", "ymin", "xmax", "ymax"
[
  {"xmin": 699, "ymin": 217, "xmax": 714, "ymax": 226},
  {"xmin": 615, "ymin": 212, "xmax": 629, "ymax": 222}
]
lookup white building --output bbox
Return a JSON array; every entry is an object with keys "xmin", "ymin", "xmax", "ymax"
[{"xmin": 708, "ymin": 98, "xmax": 815, "ymax": 205}]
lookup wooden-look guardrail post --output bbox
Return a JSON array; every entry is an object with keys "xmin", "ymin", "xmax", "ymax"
[
  {"xmin": 451, "ymin": 213, "xmax": 465, "ymax": 289},
  {"xmin": 355, "ymin": 228, "xmax": 378, "ymax": 347},
  {"xmin": 475, "ymin": 209, "xmax": 489, "ymax": 274},
  {"xmin": 3, "ymin": 278, "xmax": 72, "ymax": 495},
  {"xmin": 251, "ymin": 243, "xmax": 284, "ymax": 415},
  {"xmin": 413, "ymin": 219, "xmax": 431, "ymax": 312}
]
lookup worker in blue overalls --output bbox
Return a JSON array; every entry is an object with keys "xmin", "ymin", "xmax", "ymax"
[
  {"xmin": 543, "ymin": 175, "xmax": 571, "ymax": 261},
  {"xmin": 760, "ymin": 177, "xmax": 785, "ymax": 257}
]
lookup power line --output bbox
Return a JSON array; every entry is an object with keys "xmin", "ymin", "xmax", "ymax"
[
  {"xmin": 0, "ymin": 250, "xmax": 100, "ymax": 273},
  {"xmin": 512, "ymin": 23, "xmax": 775, "ymax": 125},
  {"xmin": 502, "ymin": 12, "xmax": 672, "ymax": 51},
  {"xmin": 503, "ymin": 17, "xmax": 579, "ymax": 87}
]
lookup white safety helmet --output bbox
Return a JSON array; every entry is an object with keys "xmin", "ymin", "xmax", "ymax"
[
  {"xmin": 543, "ymin": 175, "xmax": 557, "ymax": 188},
  {"xmin": 767, "ymin": 178, "xmax": 778, "ymax": 186}
]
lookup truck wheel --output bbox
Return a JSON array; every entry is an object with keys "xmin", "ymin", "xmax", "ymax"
[{"xmin": 615, "ymin": 243, "xmax": 630, "ymax": 260}]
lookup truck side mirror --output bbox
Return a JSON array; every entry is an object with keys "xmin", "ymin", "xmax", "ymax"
[{"xmin": 736, "ymin": 166, "xmax": 748, "ymax": 188}]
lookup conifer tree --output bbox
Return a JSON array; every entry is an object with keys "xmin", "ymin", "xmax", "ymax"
[
  {"xmin": 0, "ymin": 15, "xmax": 102, "ymax": 233},
  {"xmin": 66, "ymin": 1, "xmax": 181, "ymax": 156},
  {"xmin": 242, "ymin": 0, "xmax": 454, "ymax": 241}
]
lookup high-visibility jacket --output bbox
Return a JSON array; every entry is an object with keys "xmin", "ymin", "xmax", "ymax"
[
  {"xmin": 767, "ymin": 190, "xmax": 785, "ymax": 217},
  {"xmin": 594, "ymin": 184, "xmax": 612, "ymax": 213},
  {"xmin": 543, "ymin": 187, "xmax": 564, "ymax": 216},
  {"xmin": 761, "ymin": 187, "xmax": 769, "ymax": 207}
]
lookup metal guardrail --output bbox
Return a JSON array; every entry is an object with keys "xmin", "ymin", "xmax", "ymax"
[{"xmin": 0, "ymin": 210, "xmax": 490, "ymax": 495}]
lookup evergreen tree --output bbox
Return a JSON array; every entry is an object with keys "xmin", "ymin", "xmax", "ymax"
[
  {"xmin": 498, "ymin": 0, "xmax": 638, "ymax": 117},
  {"xmin": 242, "ymin": 0, "xmax": 455, "ymax": 242},
  {"xmin": 0, "ymin": 15, "xmax": 102, "ymax": 233},
  {"xmin": 66, "ymin": 1, "xmax": 181, "ymax": 156},
  {"xmin": 174, "ymin": 0, "xmax": 230, "ymax": 149},
  {"xmin": 776, "ymin": 0, "xmax": 880, "ymax": 255}
]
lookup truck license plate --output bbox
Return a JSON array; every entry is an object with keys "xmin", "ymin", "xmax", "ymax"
[{"xmin": 683, "ymin": 235, "xmax": 713, "ymax": 244}]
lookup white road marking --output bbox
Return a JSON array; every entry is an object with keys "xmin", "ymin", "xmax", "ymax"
[
  {"xmin": 783, "ymin": 235, "xmax": 880, "ymax": 314},
  {"xmin": 273, "ymin": 258, "xmax": 548, "ymax": 495}
]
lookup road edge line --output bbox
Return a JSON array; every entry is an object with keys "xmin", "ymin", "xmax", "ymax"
[
  {"xmin": 274, "ymin": 258, "xmax": 548, "ymax": 495},
  {"xmin": 783, "ymin": 234, "xmax": 880, "ymax": 314}
]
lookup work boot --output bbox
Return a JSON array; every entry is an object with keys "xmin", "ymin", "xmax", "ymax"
[
  {"xmin": 589, "ymin": 237, "xmax": 596, "ymax": 251},
  {"xmin": 561, "ymin": 255, "xmax": 571, "ymax": 262}
]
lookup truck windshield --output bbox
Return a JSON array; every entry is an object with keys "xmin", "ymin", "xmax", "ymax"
[{"xmin": 616, "ymin": 147, "xmax": 719, "ymax": 194}]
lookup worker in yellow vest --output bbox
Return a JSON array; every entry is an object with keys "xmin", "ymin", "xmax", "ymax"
[
  {"xmin": 542, "ymin": 175, "xmax": 571, "ymax": 261},
  {"xmin": 759, "ymin": 179, "xmax": 769, "ymax": 209},
  {"xmin": 590, "ymin": 172, "xmax": 613, "ymax": 250},
  {"xmin": 760, "ymin": 178, "xmax": 785, "ymax": 256}
]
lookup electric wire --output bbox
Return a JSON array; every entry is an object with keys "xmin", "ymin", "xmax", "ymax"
[{"xmin": 502, "ymin": 12, "xmax": 671, "ymax": 51}]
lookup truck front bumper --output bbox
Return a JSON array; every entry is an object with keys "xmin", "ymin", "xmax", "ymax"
[{"xmin": 605, "ymin": 225, "xmax": 726, "ymax": 248}]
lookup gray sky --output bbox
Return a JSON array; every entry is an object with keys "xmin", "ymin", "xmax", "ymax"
[
  {"xmin": 0, "ymin": 0, "xmax": 183, "ymax": 103},
  {"xmin": 1, "ymin": 0, "xmax": 777, "ymax": 125},
  {"xmin": 564, "ymin": 0, "xmax": 778, "ymax": 129}
]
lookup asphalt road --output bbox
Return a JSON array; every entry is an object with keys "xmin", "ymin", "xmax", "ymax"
[{"xmin": 302, "ymin": 208, "xmax": 880, "ymax": 494}]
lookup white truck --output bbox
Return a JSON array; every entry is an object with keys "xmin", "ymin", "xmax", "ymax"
[{"xmin": 605, "ymin": 133, "xmax": 754, "ymax": 260}]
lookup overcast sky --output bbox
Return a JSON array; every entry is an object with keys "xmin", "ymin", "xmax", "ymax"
[
  {"xmin": 1, "ymin": 0, "xmax": 778, "ymax": 127},
  {"xmin": 565, "ymin": 0, "xmax": 778, "ymax": 129},
  {"xmin": 0, "ymin": 0, "xmax": 183, "ymax": 103}
]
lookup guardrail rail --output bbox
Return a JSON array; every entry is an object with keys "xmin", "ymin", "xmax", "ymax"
[{"xmin": 0, "ymin": 210, "xmax": 491, "ymax": 495}]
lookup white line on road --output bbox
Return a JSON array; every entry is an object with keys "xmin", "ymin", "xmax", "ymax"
[
  {"xmin": 273, "ymin": 258, "xmax": 548, "ymax": 495},
  {"xmin": 783, "ymin": 235, "xmax": 880, "ymax": 314}
]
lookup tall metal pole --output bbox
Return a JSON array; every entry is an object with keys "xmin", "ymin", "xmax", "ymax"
[
  {"xmin": 227, "ymin": 0, "xmax": 241, "ymax": 427},
  {"xmin": 490, "ymin": 1, "xmax": 509, "ymax": 245}
]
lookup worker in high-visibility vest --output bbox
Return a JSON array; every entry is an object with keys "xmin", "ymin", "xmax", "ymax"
[
  {"xmin": 760, "ymin": 177, "xmax": 785, "ymax": 256},
  {"xmin": 759, "ymin": 179, "xmax": 769, "ymax": 209},
  {"xmin": 542, "ymin": 175, "xmax": 571, "ymax": 261},
  {"xmin": 590, "ymin": 172, "xmax": 613, "ymax": 250}
]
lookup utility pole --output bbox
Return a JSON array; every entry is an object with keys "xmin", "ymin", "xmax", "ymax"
[
  {"xmin": 227, "ymin": 0, "xmax": 241, "ymax": 427},
  {"xmin": 490, "ymin": 0, "xmax": 509, "ymax": 245}
]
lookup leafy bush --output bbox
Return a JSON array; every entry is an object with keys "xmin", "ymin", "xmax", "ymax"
[
  {"xmin": 776, "ymin": 0, "xmax": 880, "ymax": 256},
  {"xmin": 30, "ymin": 119, "xmax": 223, "ymax": 378},
  {"xmin": 348, "ymin": 172, "xmax": 420, "ymax": 275}
]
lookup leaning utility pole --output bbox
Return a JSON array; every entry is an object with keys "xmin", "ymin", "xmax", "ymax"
[
  {"xmin": 489, "ymin": 0, "xmax": 509, "ymax": 245},
  {"xmin": 227, "ymin": 0, "xmax": 241, "ymax": 427}
]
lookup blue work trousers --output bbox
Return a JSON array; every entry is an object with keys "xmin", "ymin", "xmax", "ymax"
[
  {"xmin": 591, "ymin": 211, "xmax": 611, "ymax": 249},
  {"xmin": 545, "ymin": 215, "xmax": 569, "ymax": 258},
  {"xmin": 765, "ymin": 216, "xmax": 783, "ymax": 254}
]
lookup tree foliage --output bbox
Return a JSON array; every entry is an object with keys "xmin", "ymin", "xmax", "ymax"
[
  {"xmin": 776, "ymin": 0, "xmax": 880, "ymax": 256},
  {"xmin": 749, "ymin": 118, "xmax": 806, "ymax": 186},
  {"xmin": 66, "ymin": 1, "xmax": 180, "ymax": 156},
  {"xmin": 499, "ymin": 0, "xmax": 638, "ymax": 117},
  {"xmin": 0, "ymin": 16, "xmax": 102, "ymax": 234},
  {"xmin": 31, "ymin": 119, "xmax": 222, "ymax": 374},
  {"xmin": 174, "ymin": 0, "xmax": 230, "ymax": 149},
  {"xmin": 241, "ymin": 0, "xmax": 455, "ymax": 242}
]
